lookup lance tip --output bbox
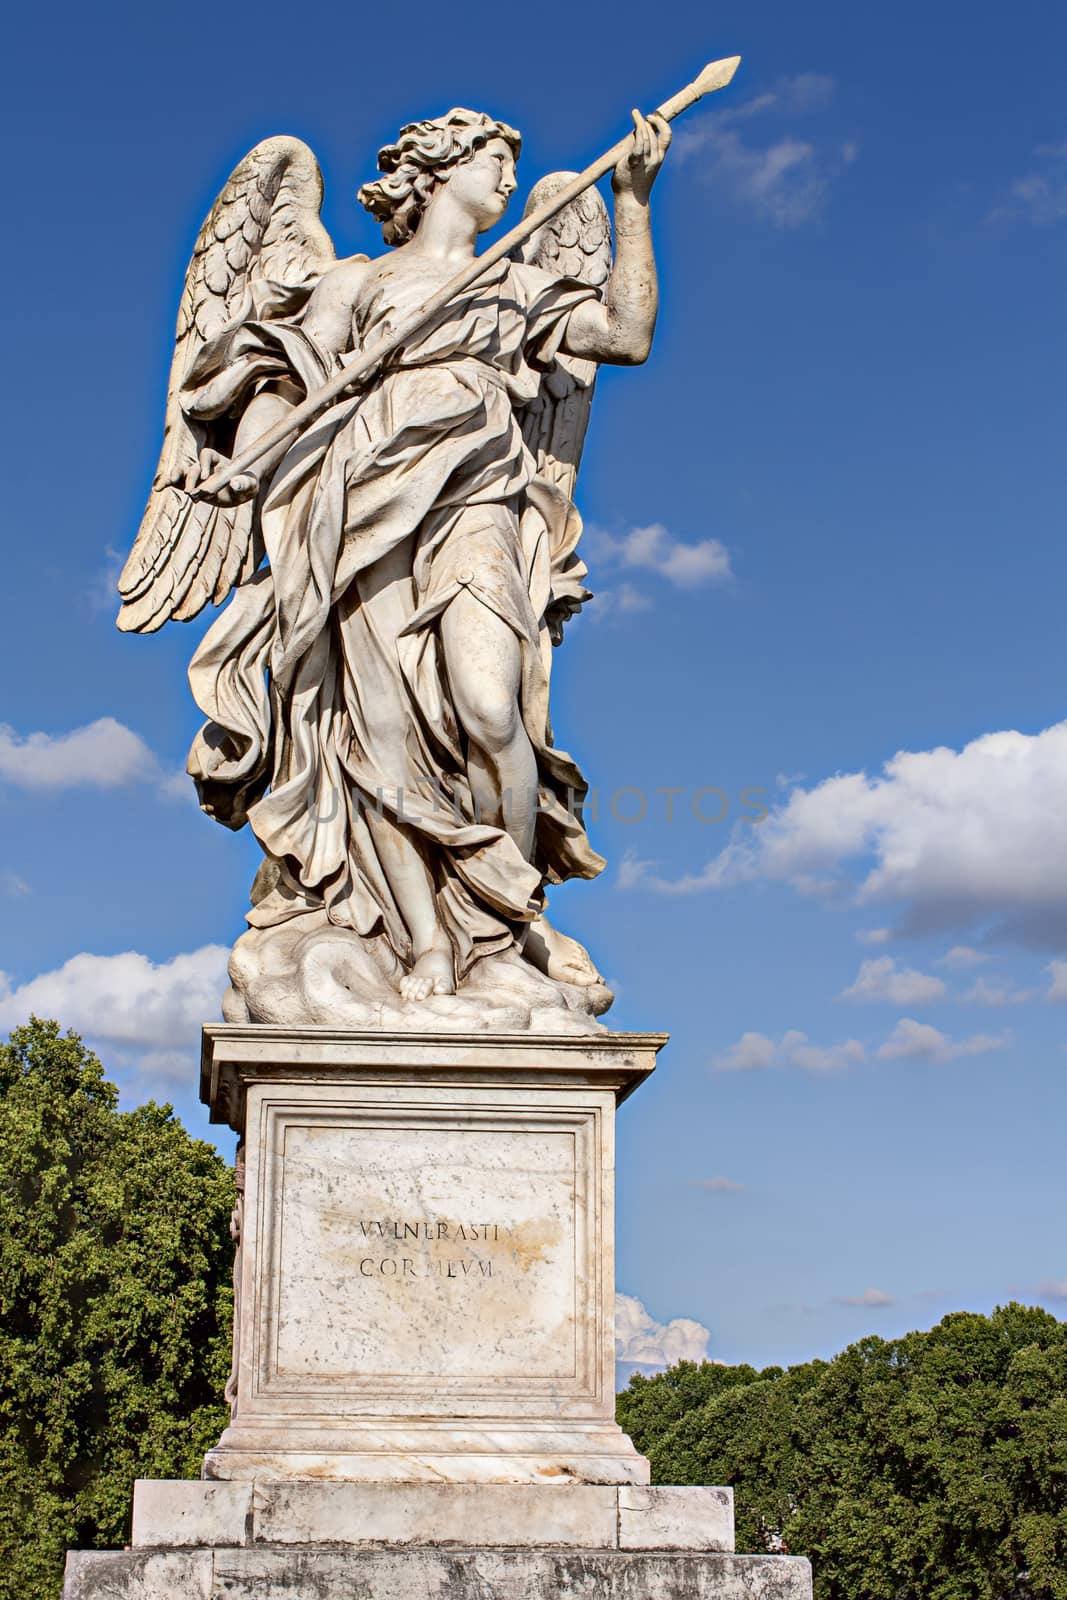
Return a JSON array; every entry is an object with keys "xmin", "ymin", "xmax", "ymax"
[{"xmin": 695, "ymin": 55, "xmax": 742, "ymax": 96}]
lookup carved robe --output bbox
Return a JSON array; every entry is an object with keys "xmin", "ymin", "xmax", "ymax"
[{"xmin": 183, "ymin": 260, "xmax": 604, "ymax": 976}]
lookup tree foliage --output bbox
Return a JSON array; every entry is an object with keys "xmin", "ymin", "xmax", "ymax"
[
  {"xmin": 617, "ymin": 1306, "xmax": 1067, "ymax": 1600},
  {"xmin": 0, "ymin": 1019, "xmax": 234, "ymax": 1600}
]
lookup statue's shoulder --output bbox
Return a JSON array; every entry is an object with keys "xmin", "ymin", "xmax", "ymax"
[
  {"xmin": 303, "ymin": 253, "xmax": 380, "ymax": 333},
  {"xmin": 317, "ymin": 252, "xmax": 380, "ymax": 295}
]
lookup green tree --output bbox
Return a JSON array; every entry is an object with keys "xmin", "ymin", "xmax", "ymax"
[
  {"xmin": 0, "ymin": 1019, "xmax": 234, "ymax": 1600},
  {"xmin": 617, "ymin": 1307, "xmax": 1067, "ymax": 1600}
]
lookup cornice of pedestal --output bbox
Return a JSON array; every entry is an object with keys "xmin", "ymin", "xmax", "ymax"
[{"xmin": 200, "ymin": 1025, "xmax": 668, "ymax": 1132}]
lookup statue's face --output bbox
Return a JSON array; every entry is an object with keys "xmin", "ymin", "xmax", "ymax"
[{"xmin": 446, "ymin": 136, "xmax": 517, "ymax": 232}]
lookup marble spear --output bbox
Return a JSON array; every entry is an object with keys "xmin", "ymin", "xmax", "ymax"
[{"xmin": 194, "ymin": 55, "xmax": 741, "ymax": 501}]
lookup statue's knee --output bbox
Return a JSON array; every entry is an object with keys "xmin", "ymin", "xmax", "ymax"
[{"xmin": 463, "ymin": 697, "xmax": 520, "ymax": 756}]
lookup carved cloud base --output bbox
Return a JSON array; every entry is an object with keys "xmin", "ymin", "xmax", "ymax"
[
  {"xmin": 223, "ymin": 915, "xmax": 615, "ymax": 1034},
  {"xmin": 199, "ymin": 1024, "xmax": 664, "ymax": 1485}
]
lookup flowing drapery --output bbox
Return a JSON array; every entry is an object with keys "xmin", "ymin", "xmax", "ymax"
[{"xmin": 184, "ymin": 260, "xmax": 605, "ymax": 976}]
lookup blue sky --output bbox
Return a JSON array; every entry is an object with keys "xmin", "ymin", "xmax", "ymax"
[{"xmin": 1, "ymin": 0, "xmax": 1065, "ymax": 1375}]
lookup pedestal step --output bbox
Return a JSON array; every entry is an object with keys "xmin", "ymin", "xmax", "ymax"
[
  {"xmin": 131, "ymin": 1480, "xmax": 734, "ymax": 1551},
  {"xmin": 65, "ymin": 1483, "xmax": 812, "ymax": 1599},
  {"xmin": 64, "ymin": 1546, "xmax": 813, "ymax": 1600}
]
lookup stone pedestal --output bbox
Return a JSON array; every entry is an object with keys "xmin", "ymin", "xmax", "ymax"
[
  {"xmin": 61, "ymin": 1026, "xmax": 813, "ymax": 1598},
  {"xmin": 202, "ymin": 1025, "xmax": 662, "ymax": 1484}
]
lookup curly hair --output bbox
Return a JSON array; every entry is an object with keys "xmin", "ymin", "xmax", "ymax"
[{"xmin": 358, "ymin": 108, "xmax": 522, "ymax": 247}]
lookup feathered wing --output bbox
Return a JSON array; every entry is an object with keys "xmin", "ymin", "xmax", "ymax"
[
  {"xmin": 516, "ymin": 175, "xmax": 612, "ymax": 640},
  {"xmin": 117, "ymin": 137, "xmax": 337, "ymax": 634}
]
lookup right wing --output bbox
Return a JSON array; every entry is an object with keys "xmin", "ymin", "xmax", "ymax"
[
  {"xmin": 517, "ymin": 173, "xmax": 612, "ymax": 504},
  {"xmin": 517, "ymin": 174, "xmax": 612, "ymax": 642},
  {"xmin": 117, "ymin": 137, "xmax": 336, "ymax": 634}
]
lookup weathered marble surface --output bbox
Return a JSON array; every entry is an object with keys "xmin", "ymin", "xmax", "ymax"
[
  {"xmin": 619, "ymin": 1487, "xmax": 735, "ymax": 1552},
  {"xmin": 273, "ymin": 1118, "xmax": 581, "ymax": 1383},
  {"xmin": 202, "ymin": 1026, "xmax": 662, "ymax": 1484},
  {"xmin": 65, "ymin": 1547, "xmax": 812, "ymax": 1600},
  {"xmin": 131, "ymin": 1481, "xmax": 735, "ymax": 1552},
  {"xmin": 222, "ymin": 925, "xmax": 614, "ymax": 1034},
  {"xmin": 114, "ymin": 97, "xmax": 681, "ymax": 1023}
]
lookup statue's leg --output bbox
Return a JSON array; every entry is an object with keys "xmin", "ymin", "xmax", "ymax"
[
  {"xmin": 441, "ymin": 595, "xmax": 602, "ymax": 985},
  {"xmin": 439, "ymin": 590, "xmax": 537, "ymax": 859},
  {"xmin": 336, "ymin": 536, "xmax": 455, "ymax": 1000},
  {"xmin": 522, "ymin": 912, "xmax": 604, "ymax": 988},
  {"xmin": 359, "ymin": 806, "xmax": 455, "ymax": 999}
]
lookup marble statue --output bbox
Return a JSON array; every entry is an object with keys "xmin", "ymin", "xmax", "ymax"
[
  {"xmin": 72, "ymin": 68, "xmax": 821, "ymax": 1599},
  {"xmin": 116, "ymin": 73, "xmax": 734, "ymax": 1031}
]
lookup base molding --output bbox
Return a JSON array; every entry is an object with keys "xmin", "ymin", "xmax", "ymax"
[{"xmin": 202, "ymin": 1417, "xmax": 647, "ymax": 1486}]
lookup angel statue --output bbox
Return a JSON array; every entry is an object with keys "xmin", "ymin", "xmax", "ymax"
[{"xmin": 117, "ymin": 104, "xmax": 674, "ymax": 1032}]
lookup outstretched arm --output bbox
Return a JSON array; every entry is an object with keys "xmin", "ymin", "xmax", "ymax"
[{"xmin": 560, "ymin": 111, "xmax": 672, "ymax": 366}]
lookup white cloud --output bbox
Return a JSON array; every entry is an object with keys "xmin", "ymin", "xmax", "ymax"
[
  {"xmin": 876, "ymin": 1018, "xmax": 1006, "ymax": 1065},
  {"xmin": 1038, "ymin": 1277, "xmax": 1067, "ymax": 1301},
  {"xmin": 1046, "ymin": 961, "xmax": 1067, "ymax": 1002},
  {"xmin": 778, "ymin": 73, "xmax": 836, "ymax": 113},
  {"xmin": 615, "ymin": 1293, "xmax": 710, "ymax": 1368},
  {"xmin": 856, "ymin": 927, "xmax": 892, "ymax": 945},
  {"xmin": 707, "ymin": 133, "xmax": 828, "ymax": 227},
  {"xmin": 104, "ymin": 1046, "xmax": 202, "ymax": 1102},
  {"xmin": 841, "ymin": 956, "xmax": 946, "ymax": 1006},
  {"xmin": 785, "ymin": 1032, "xmax": 867, "ymax": 1073},
  {"xmin": 834, "ymin": 1287, "xmax": 894, "ymax": 1308},
  {"xmin": 85, "ymin": 545, "xmax": 126, "ymax": 615},
  {"xmin": 633, "ymin": 723, "xmax": 1067, "ymax": 949},
  {"xmin": 988, "ymin": 140, "xmax": 1067, "ymax": 225},
  {"xmin": 714, "ymin": 1028, "xmax": 864, "ymax": 1075},
  {"xmin": 0, "ymin": 945, "xmax": 229, "ymax": 1049},
  {"xmin": 692, "ymin": 1176, "xmax": 745, "ymax": 1193},
  {"xmin": 617, "ymin": 849, "xmax": 656, "ymax": 890},
  {"xmin": 591, "ymin": 582, "xmax": 653, "ymax": 622},
  {"xmin": 713, "ymin": 1031, "xmax": 777, "ymax": 1072},
  {"xmin": 938, "ymin": 946, "xmax": 990, "ymax": 970},
  {"xmin": 0, "ymin": 718, "xmax": 166, "ymax": 792},
  {"xmin": 675, "ymin": 73, "xmax": 851, "ymax": 227},
  {"xmin": 962, "ymin": 976, "xmax": 1037, "ymax": 1008},
  {"xmin": 2, "ymin": 872, "xmax": 30, "ymax": 896},
  {"xmin": 711, "ymin": 74, "xmax": 836, "ymax": 126},
  {"xmin": 589, "ymin": 523, "xmax": 731, "ymax": 590},
  {"xmin": 158, "ymin": 769, "xmax": 196, "ymax": 802},
  {"xmin": 134, "ymin": 1048, "xmax": 197, "ymax": 1083}
]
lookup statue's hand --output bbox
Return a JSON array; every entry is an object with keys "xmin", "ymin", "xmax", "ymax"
[
  {"xmin": 184, "ymin": 448, "xmax": 259, "ymax": 507},
  {"xmin": 612, "ymin": 110, "xmax": 672, "ymax": 206},
  {"xmin": 545, "ymin": 595, "xmax": 582, "ymax": 647}
]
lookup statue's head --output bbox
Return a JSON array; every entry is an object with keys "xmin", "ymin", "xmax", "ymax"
[{"xmin": 359, "ymin": 108, "xmax": 522, "ymax": 246}]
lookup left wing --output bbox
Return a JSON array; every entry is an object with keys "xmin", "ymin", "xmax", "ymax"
[{"xmin": 117, "ymin": 136, "xmax": 336, "ymax": 634}]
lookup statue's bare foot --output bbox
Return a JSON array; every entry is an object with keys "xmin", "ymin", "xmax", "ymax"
[
  {"xmin": 523, "ymin": 914, "xmax": 603, "ymax": 988},
  {"xmin": 399, "ymin": 944, "xmax": 456, "ymax": 1001}
]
